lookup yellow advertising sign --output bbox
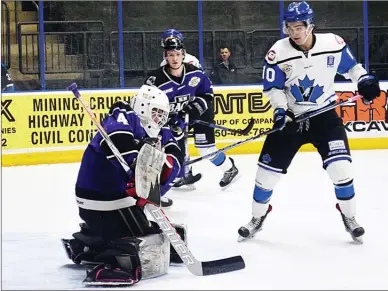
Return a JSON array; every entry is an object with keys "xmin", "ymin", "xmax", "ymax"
[
  {"xmin": 213, "ymin": 87, "xmax": 273, "ymax": 140},
  {"xmin": 2, "ymin": 84, "xmax": 387, "ymax": 166},
  {"xmin": 2, "ymin": 90, "xmax": 137, "ymax": 153},
  {"xmin": 1, "ymin": 87, "xmax": 271, "ymax": 157}
]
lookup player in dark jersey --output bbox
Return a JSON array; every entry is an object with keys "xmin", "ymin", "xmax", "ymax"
[
  {"xmin": 145, "ymin": 37, "xmax": 239, "ymax": 191},
  {"xmin": 62, "ymin": 85, "xmax": 187, "ymax": 286}
]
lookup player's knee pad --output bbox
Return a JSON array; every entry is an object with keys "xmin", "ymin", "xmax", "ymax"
[
  {"xmin": 326, "ymin": 160, "xmax": 353, "ymax": 185},
  {"xmin": 253, "ymin": 166, "xmax": 281, "ymax": 203},
  {"xmin": 326, "ymin": 160, "xmax": 354, "ymax": 200}
]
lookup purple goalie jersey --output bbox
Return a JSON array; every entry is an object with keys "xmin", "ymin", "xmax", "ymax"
[{"xmin": 76, "ymin": 106, "xmax": 181, "ymax": 201}]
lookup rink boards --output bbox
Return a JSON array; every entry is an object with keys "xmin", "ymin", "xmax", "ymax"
[{"xmin": 2, "ymin": 82, "xmax": 388, "ymax": 166}]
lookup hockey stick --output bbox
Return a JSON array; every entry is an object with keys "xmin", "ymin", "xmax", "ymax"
[
  {"xmin": 191, "ymin": 117, "xmax": 255, "ymax": 136},
  {"xmin": 67, "ymin": 83, "xmax": 245, "ymax": 276},
  {"xmin": 185, "ymin": 95, "xmax": 363, "ymax": 166}
]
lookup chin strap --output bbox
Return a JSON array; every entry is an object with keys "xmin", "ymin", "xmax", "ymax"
[{"xmin": 299, "ymin": 24, "xmax": 315, "ymax": 46}]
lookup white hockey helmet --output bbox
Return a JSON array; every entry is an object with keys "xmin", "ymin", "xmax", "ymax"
[{"xmin": 131, "ymin": 85, "xmax": 170, "ymax": 138}]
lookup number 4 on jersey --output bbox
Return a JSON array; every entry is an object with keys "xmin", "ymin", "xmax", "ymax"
[{"xmin": 117, "ymin": 113, "xmax": 129, "ymax": 125}]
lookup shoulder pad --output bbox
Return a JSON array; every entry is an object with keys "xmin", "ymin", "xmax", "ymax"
[
  {"xmin": 316, "ymin": 33, "xmax": 347, "ymax": 51},
  {"xmin": 185, "ymin": 63, "xmax": 203, "ymax": 73},
  {"xmin": 333, "ymin": 34, "xmax": 346, "ymax": 46},
  {"xmin": 145, "ymin": 68, "xmax": 165, "ymax": 86},
  {"xmin": 264, "ymin": 39, "xmax": 288, "ymax": 65}
]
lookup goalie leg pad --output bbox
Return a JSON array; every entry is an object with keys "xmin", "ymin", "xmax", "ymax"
[
  {"xmin": 134, "ymin": 233, "xmax": 170, "ymax": 279},
  {"xmin": 150, "ymin": 221, "xmax": 188, "ymax": 265},
  {"xmin": 83, "ymin": 233, "xmax": 170, "ymax": 285}
]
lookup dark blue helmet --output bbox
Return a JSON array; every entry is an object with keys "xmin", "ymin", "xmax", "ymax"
[
  {"xmin": 283, "ymin": 1, "xmax": 314, "ymax": 34},
  {"xmin": 160, "ymin": 29, "xmax": 184, "ymax": 47}
]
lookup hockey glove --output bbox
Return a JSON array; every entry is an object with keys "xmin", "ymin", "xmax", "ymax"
[
  {"xmin": 358, "ymin": 74, "xmax": 380, "ymax": 102},
  {"xmin": 181, "ymin": 101, "xmax": 206, "ymax": 121},
  {"xmin": 168, "ymin": 114, "xmax": 185, "ymax": 138},
  {"xmin": 160, "ymin": 155, "xmax": 179, "ymax": 196},
  {"xmin": 108, "ymin": 100, "xmax": 132, "ymax": 114},
  {"xmin": 125, "ymin": 181, "xmax": 149, "ymax": 208},
  {"xmin": 273, "ymin": 108, "xmax": 295, "ymax": 132}
]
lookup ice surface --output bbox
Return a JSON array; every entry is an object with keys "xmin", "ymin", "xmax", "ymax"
[{"xmin": 2, "ymin": 150, "xmax": 388, "ymax": 290}]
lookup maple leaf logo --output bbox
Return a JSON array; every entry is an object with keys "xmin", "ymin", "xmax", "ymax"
[{"xmin": 290, "ymin": 75, "xmax": 324, "ymax": 103}]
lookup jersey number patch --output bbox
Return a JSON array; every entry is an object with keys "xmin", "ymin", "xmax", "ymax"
[
  {"xmin": 263, "ymin": 66, "xmax": 276, "ymax": 82},
  {"xmin": 117, "ymin": 113, "xmax": 129, "ymax": 125}
]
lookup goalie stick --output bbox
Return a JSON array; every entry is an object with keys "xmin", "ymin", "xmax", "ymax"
[
  {"xmin": 185, "ymin": 95, "xmax": 363, "ymax": 166},
  {"xmin": 67, "ymin": 83, "xmax": 245, "ymax": 276},
  {"xmin": 191, "ymin": 117, "xmax": 255, "ymax": 136}
]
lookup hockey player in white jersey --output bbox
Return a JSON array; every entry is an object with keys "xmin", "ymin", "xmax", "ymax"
[
  {"xmin": 160, "ymin": 29, "xmax": 202, "ymax": 69},
  {"xmin": 238, "ymin": 1, "xmax": 380, "ymax": 243}
]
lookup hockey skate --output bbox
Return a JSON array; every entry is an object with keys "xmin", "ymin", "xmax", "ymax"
[
  {"xmin": 171, "ymin": 167, "xmax": 201, "ymax": 190},
  {"xmin": 336, "ymin": 203, "xmax": 365, "ymax": 244},
  {"xmin": 237, "ymin": 204, "xmax": 272, "ymax": 242},
  {"xmin": 219, "ymin": 157, "xmax": 239, "ymax": 188},
  {"xmin": 161, "ymin": 196, "xmax": 173, "ymax": 208}
]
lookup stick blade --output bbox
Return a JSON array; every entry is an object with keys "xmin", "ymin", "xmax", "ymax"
[
  {"xmin": 201, "ymin": 255, "xmax": 245, "ymax": 276},
  {"xmin": 239, "ymin": 117, "xmax": 255, "ymax": 135}
]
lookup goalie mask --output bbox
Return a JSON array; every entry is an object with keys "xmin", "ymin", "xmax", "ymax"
[{"xmin": 131, "ymin": 85, "xmax": 170, "ymax": 138}]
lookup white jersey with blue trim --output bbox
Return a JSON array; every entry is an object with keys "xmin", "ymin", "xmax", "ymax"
[
  {"xmin": 263, "ymin": 33, "xmax": 367, "ymax": 116},
  {"xmin": 160, "ymin": 53, "xmax": 202, "ymax": 70}
]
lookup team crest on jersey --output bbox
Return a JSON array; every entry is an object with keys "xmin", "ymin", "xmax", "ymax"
[
  {"xmin": 189, "ymin": 77, "xmax": 200, "ymax": 87},
  {"xmin": 281, "ymin": 64, "xmax": 293, "ymax": 76},
  {"xmin": 266, "ymin": 50, "xmax": 276, "ymax": 62},
  {"xmin": 170, "ymin": 94, "xmax": 191, "ymax": 112},
  {"xmin": 290, "ymin": 75, "xmax": 324, "ymax": 103},
  {"xmin": 327, "ymin": 55, "xmax": 335, "ymax": 67}
]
